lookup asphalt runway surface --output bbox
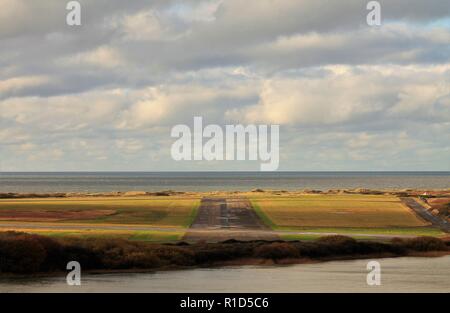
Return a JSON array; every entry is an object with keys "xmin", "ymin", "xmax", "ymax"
[{"xmin": 183, "ymin": 197, "xmax": 279, "ymax": 242}]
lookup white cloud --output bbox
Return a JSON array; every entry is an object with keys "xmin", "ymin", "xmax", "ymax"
[
  {"xmin": 59, "ymin": 46, "xmax": 125, "ymax": 69},
  {"xmin": 0, "ymin": 76, "xmax": 51, "ymax": 94},
  {"xmin": 1, "ymin": 1, "xmax": 449, "ymax": 171},
  {"xmin": 112, "ymin": 10, "xmax": 166, "ymax": 41},
  {"xmin": 0, "ymin": 127, "xmax": 30, "ymax": 144},
  {"xmin": 27, "ymin": 148, "xmax": 64, "ymax": 161},
  {"xmin": 115, "ymin": 139, "xmax": 144, "ymax": 153},
  {"xmin": 117, "ymin": 83, "xmax": 257, "ymax": 129},
  {"xmin": 0, "ymin": 89, "xmax": 124, "ymax": 130},
  {"xmin": 227, "ymin": 65, "xmax": 450, "ymax": 126}
]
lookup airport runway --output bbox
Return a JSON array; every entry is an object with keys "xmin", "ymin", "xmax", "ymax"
[
  {"xmin": 0, "ymin": 196, "xmax": 427, "ymax": 241},
  {"xmin": 183, "ymin": 197, "xmax": 279, "ymax": 242}
]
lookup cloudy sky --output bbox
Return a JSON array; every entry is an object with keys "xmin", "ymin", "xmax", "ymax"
[{"xmin": 1, "ymin": 0, "xmax": 449, "ymax": 171}]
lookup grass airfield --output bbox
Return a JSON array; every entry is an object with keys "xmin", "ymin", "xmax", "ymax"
[
  {"xmin": 0, "ymin": 196, "xmax": 200, "ymax": 226},
  {"xmin": 251, "ymin": 194, "xmax": 425, "ymax": 228},
  {"xmin": 0, "ymin": 196, "xmax": 200, "ymax": 242},
  {"xmin": 250, "ymin": 194, "xmax": 443, "ymax": 240},
  {"xmin": 0, "ymin": 192, "xmax": 445, "ymax": 242}
]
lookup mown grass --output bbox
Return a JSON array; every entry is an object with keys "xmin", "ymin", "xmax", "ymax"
[
  {"xmin": 0, "ymin": 197, "xmax": 200, "ymax": 227},
  {"xmin": 185, "ymin": 202, "xmax": 200, "ymax": 228},
  {"xmin": 279, "ymin": 233, "xmax": 436, "ymax": 242},
  {"xmin": 279, "ymin": 234, "xmax": 324, "ymax": 241},
  {"xmin": 251, "ymin": 194, "xmax": 443, "ymax": 238},
  {"xmin": 252, "ymin": 201, "xmax": 277, "ymax": 229},
  {"xmin": 0, "ymin": 197, "xmax": 200, "ymax": 242},
  {"xmin": 15, "ymin": 229, "xmax": 184, "ymax": 243},
  {"xmin": 251, "ymin": 194, "xmax": 428, "ymax": 228},
  {"xmin": 129, "ymin": 231, "xmax": 183, "ymax": 242},
  {"xmin": 278, "ymin": 226, "xmax": 442, "ymax": 236}
]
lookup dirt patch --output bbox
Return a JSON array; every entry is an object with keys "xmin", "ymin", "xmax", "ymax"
[
  {"xmin": 427, "ymin": 197, "xmax": 450, "ymax": 221},
  {"xmin": 0, "ymin": 210, "xmax": 116, "ymax": 222},
  {"xmin": 428, "ymin": 198, "xmax": 450, "ymax": 206}
]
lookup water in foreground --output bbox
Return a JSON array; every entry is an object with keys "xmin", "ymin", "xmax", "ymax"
[{"xmin": 1, "ymin": 256, "xmax": 449, "ymax": 293}]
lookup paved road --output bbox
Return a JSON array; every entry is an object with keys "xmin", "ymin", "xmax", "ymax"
[
  {"xmin": 401, "ymin": 197, "xmax": 450, "ymax": 233},
  {"xmin": 184, "ymin": 197, "xmax": 279, "ymax": 242}
]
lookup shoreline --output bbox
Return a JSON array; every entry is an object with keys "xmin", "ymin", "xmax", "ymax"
[
  {"xmin": 0, "ymin": 232, "xmax": 448, "ymax": 277},
  {"xmin": 1, "ymin": 188, "xmax": 450, "ymax": 199},
  {"xmin": 1, "ymin": 250, "xmax": 449, "ymax": 280}
]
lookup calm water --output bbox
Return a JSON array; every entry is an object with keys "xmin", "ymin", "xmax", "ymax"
[
  {"xmin": 1, "ymin": 256, "xmax": 449, "ymax": 293},
  {"xmin": 1, "ymin": 172, "xmax": 449, "ymax": 193}
]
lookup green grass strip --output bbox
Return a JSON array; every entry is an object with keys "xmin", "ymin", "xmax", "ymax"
[
  {"xmin": 185, "ymin": 200, "xmax": 201, "ymax": 228},
  {"xmin": 251, "ymin": 200, "xmax": 277, "ymax": 229}
]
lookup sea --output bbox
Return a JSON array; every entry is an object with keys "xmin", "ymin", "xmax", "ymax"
[{"xmin": 0, "ymin": 172, "xmax": 449, "ymax": 193}]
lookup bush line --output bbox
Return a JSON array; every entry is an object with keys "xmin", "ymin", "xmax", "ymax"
[{"xmin": 0, "ymin": 232, "xmax": 448, "ymax": 274}]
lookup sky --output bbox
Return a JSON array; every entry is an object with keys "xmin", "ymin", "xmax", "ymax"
[{"xmin": 0, "ymin": 0, "xmax": 449, "ymax": 171}]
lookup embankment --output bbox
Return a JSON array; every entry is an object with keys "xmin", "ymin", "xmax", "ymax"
[{"xmin": 0, "ymin": 232, "xmax": 448, "ymax": 275}]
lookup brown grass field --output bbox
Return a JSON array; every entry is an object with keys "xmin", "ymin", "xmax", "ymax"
[
  {"xmin": 0, "ymin": 193, "xmax": 444, "ymax": 241},
  {"xmin": 0, "ymin": 196, "xmax": 200, "ymax": 227},
  {"xmin": 427, "ymin": 197, "xmax": 450, "ymax": 220},
  {"xmin": 0, "ymin": 196, "xmax": 201, "ymax": 242},
  {"xmin": 251, "ymin": 194, "xmax": 428, "ymax": 228}
]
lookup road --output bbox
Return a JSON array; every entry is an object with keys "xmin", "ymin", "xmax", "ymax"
[{"xmin": 401, "ymin": 197, "xmax": 450, "ymax": 233}]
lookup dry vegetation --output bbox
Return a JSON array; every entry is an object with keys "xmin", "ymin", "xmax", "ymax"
[
  {"xmin": 426, "ymin": 197, "xmax": 450, "ymax": 220},
  {"xmin": 0, "ymin": 196, "xmax": 200, "ymax": 227},
  {"xmin": 0, "ymin": 192, "xmax": 446, "ymax": 242},
  {"xmin": 0, "ymin": 231, "xmax": 448, "ymax": 275},
  {"xmin": 251, "ymin": 194, "xmax": 428, "ymax": 228}
]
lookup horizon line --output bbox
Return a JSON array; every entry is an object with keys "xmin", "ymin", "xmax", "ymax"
[{"xmin": 1, "ymin": 171, "xmax": 449, "ymax": 174}]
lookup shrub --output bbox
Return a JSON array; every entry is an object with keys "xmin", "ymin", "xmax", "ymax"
[
  {"xmin": 253, "ymin": 242, "xmax": 299, "ymax": 260},
  {"xmin": 153, "ymin": 246, "xmax": 195, "ymax": 266},
  {"xmin": 122, "ymin": 251, "xmax": 161, "ymax": 268},
  {"xmin": 0, "ymin": 237, "xmax": 47, "ymax": 273},
  {"xmin": 317, "ymin": 235, "xmax": 357, "ymax": 245},
  {"xmin": 192, "ymin": 241, "xmax": 256, "ymax": 264},
  {"xmin": 402, "ymin": 236, "xmax": 447, "ymax": 252},
  {"xmin": 0, "ymin": 232, "xmax": 447, "ymax": 274},
  {"xmin": 315, "ymin": 235, "xmax": 359, "ymax": 255}
]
